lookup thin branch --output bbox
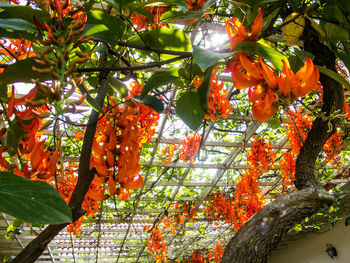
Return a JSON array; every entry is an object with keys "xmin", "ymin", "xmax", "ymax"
[
  {"xmin": 115, "ymin": 40, "xmax": 193, "ymax": 56},
  {"xmin": 77, "ymin": 55, "xmax": 191, "ymax": 73}
]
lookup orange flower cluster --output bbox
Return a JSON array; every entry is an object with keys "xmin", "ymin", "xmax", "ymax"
[
  {"xmin": 185, "ymin": 0, "xmax": 206, "ymax": 10},
  {"xmin": 54, "ymin": 163, "xmax": 100, "ymax": 236},
  {"xmin": 160, "ymin": 144, "xmax": 177, "ymax": 163},
  {"xmin": 279, "ymin": 151, "xmax": 296, "ymax": 188},
  {"xmin": 235, "ymin": 169, "xmax": 264, "ymax": 218},
  {"xmin": 145, "ymin": 225, "xmax": 168, "ymax": 263},
  {"xmin": 0, "ymin": 38, "xmax": 34, "ymax": 60},
  {"xmin": 204, "ymin": 192, "xmax": 247, "ymax": 231},
  {"xmin": 1, "ymin": 87, "xmax": 61, "ymax": 180},
  {"xmin": 179, "ymin": 133, "xmax": 201, "ymax": 163},
  {"xmin": 90, "ymin": 102, "xmax": 142, "ymax": 202},
  {"xmin": 247, "ymin": 137, "xmax": 276, "ymax": 173},
  {"xmin": 180, "ymin": 242, "xmax": 223, "ymax": 263},
  {"xmin": 285, "ymin": 108, "xmax": 313, "ymax": 156},
  {"xmin": 323, "ymin": 130, "xmax": 345, "ymax": 167},
  {"xmin": 194, "ymin": 68, "xmax": 233, "ymax": 121},
  {"xmin": 128, "ymin": 81, "xmax": 160, "ymax": 144},
  {"xmin": 131, "ymin": 5, "xmax": 168, "ymax": 31},
  {"xmin": 225, "ymin": 9, "xmax": 319, "ymax": 121}
]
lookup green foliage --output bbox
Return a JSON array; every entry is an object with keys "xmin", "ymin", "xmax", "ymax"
[
  {"xmin": 0, "ymin": 58, "xmax": 51, "ymax": 86},
  {"xmin": 176, "ymin": 91, "xmax": 205, "ymax": 130},
  {"xmin": 128, "ymin": 28, "xmax": 191, "ymax": 60},
  {"xmin": 141, "ymin": 68, "xmax": 180, "ymax": 99},
  {"xmin": 0, "ymin": 172, "xmax": 72, "ymax": 224},
  {"xmin": 192, "ymin": 46, "xmax": 232, "ymax": 71},
  {"xmin": 197, "ymin": 66, "xmax": 214, "ymax": 113},
  {"xmin": 84, "ymin": 11, "xmax": 126, "ymax": 45},
  {"xmin": 133, "ymin": 95, "xmax": 164, "ymax": 113}
]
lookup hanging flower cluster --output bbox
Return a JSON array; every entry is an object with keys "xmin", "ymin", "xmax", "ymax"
[
  {"xmin": 194, "ymin": 68, "xmax": 233, "ymax": 121},
  {"xmin": 160, "ymin": 133, "xmax": 200, "ymax": 163},
  {"xmin": 323, "ymin": 130, "xmax": 345, "ymax": 168},
  {"xmin": 131, "ymin": 5, "xmax": 168, "ymax": 31},
  {"xmin": 224, "ymin": 9, "xmax": 319, "ymax": 121},
  {"xmin": 204, "ymin": 192, "xmax": 246, "ymax": 231},
  {"xmin": 247, "ymin": 137, "xmax": 276, "ymax": 173},
  {"xmin": 285, "ymin": 108, "xmax": 313, "ymax": 156},
  {"xmin": 279, "ymin": 151, "xmax": 296, "ymax": 188},
  {"xmin": 145, "ymin": 225, "xmax": 168, "ymax": 263},
  {"xmin": 179, "ymin": 242, "xmax": 224, "ymax": 263},
  {"xmin": 179, "ymin": 133, "xmax": 201, "ymax": 163},
  {"xmin": 128, "ymin": 81, "xmax": 160, "ymax": 144},
  {"xmin": 185, "ymin": 0, "xmax": 206, "ymax": 10}
]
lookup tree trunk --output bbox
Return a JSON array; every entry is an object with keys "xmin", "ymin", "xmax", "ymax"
[{"xmin": 221, "ymin": 21, "xmax": 344, "ymax": 263}]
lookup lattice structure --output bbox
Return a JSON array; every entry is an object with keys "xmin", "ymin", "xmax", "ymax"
[{"xmin": 1, "ymin": 1, "xmax": 349, "ymax": 262}]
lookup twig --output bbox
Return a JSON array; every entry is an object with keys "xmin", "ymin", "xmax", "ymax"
[{"xmin": 77, "ymin": 55, "xmax": 191, "ymax": 73}]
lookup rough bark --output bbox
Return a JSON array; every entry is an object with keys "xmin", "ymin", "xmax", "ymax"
[
  {"xmin": 11, "ymin": 53, "xmax": 109, "ymax": 263},
  {"xmin": 220, "ymin": 188, "xmax": 334, "ymax": 263},
  {"xmin": 221, "ymin": 21, "xmax": 344, "ymax": 263}
]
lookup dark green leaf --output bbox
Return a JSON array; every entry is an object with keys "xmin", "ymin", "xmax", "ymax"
[
  {"xmin": 6, "ymin": 121, "xmax": 25, "ymax": 156},
  {"xmin": 141, "ymin": 68, "xmax": 179, "ymax": 99},
  {"xmin": 84, "ymin": 11, "xmax": 126, "ymax": 45},
  {"xmin": 0, "ymin": 3, "xmax": 49, "ymax": 24},
  {"xmin": 325, "ymin": 23, "xmax": 349, "ymax": 41},
  {"xmin": 234, "ymin": 41, "xmax": 288, "ymax": 72},
  {"xmin": 133, "ymin": 95, "xmax": 164, "ymax": 113},
  {"xmin": 197, "ymin": 66, "xmax": 214, "ymax": 113},
  {"xmin": 317, "ymin": 65, "xmax": 350, "ymax": 91},
  {"xmin": 107, "ymin": 74, "xmax": 128, "ymax": 98},
  {"xmin": 77, "ymin": 85, "xmax": 103, "ymax": 113},
  {"xmin": 176, "ymin": 91, "xmax": 205, "ymax": 130},
  {"xmin": 193, "ymin": 45, "xmax": 232, "ymax": 71},
  {"xmin": 0, "ymin": 172, "xmax": 72, "ymax": 224},
  {"xmin": 0, "ymin": 58, "xmax": 51, "ymax": 86},
  {"xmin": 345, "ymin": 216, "xmax": 350, "ymax": 226},
  {"xmin": 0, "ymin": 18, "xmax": 37, "ymax": 32}
]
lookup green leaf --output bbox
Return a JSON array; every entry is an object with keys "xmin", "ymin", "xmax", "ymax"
[
  {"xmin": 0, "ymin": 172, "xmax": 72, "ymax": 224},
  {"xmin": 0, "ymin": 58, "xmax": 52, "ymax": 86},
  {"xmin": 128, "ymin": 28, "xmax": 191, "ymax": 60},
  {"xmin": 107, "ymin": 74, "xmax": 128, "ymax": 98},
  {"xmin": 141, "ymin": 68, "xmax": 179, "ymax": 99},
  {"xmin": 316, "ymin": 65, "xmax": 350, "ymax": 91},
  {"xmin": 176, "ymin": 91, "xmax": 205, "ymax": 130},
  {"xmin": 337, "ymin": 52, "xmax": 350, "ymax": 71},
  {"xmin": 77, "ymin": 85, "xmax": 103, "ymax": 113},
  {"xmin": 84, "ymin": 11, "xmax": 126, "ymax": 45},
  {"xmin": 193, "ymin": 46, "xmax": 233, "ymax": 71},
  {"xmin": 6, "ymin": 121, "xmax": 25, "ymax": 156},
  {"xmin": 133, "ymin": 95, "xmax": 164, "ymax": 113},
  {"xmin": 160, "ymin": 10, "xmax": 204, "ymax": 22},
  {"xmin": 325, "ymin": 23, "xmax": 349, "ymax": 41},
  {"xmin": 234, "ymin": 41, "xmax": 288, "ymax": 72},
  {"xmin": 345, "ymin": 216, "xmax": 350, "ymax": 226},
  {"xmin": 0, "ymin": 18, "xmax": 37, "ymax": 32},
  {"xmin": 197, "ymin": 66, "xmax": 214, "ymax": 113}
]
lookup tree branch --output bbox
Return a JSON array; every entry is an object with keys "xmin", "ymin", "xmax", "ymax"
[
  {"xmin": 76, "ymin": 55, "xmax": 191, "ymax": 73},
  {"xmin": 11, "ymin": 49, "xmax": 110, "ymax": 263}
]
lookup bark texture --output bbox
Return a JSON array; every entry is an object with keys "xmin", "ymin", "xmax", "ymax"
[
  {"xmin": 220, "ymin": 188, "xmax": 334, "ymax": 263},
  {"xmin": 221, "ymin": 21, "xmax": 344, "ymax": 263}
]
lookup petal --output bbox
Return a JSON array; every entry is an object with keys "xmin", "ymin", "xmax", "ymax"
[
  {"xmin": 251, "ymin": 8, "xmax": 263, "ymax": 40},
  {"xmin": 259, "ymin": 57, "xmax": 277, "ymax": 89},
  {"xmin": 14, "ymin": 87, "xmax": 37, "ymax": 105},
  {"xmin": 122, "ymin": 175, "xmax": 144, "ymax": 190},
  {"xmin": 116, "ymin": 187, "xmax": 129, "ymax": 201},
  {"xmin": 252, "ymin": 102, "xmax": 278, "ymax": 122},
  {"xmin": 239, "ymin": 53, "xmax": 262, "ymax": 80},
  {"xmin": 231, "ymin": 61, "xmax": 260, "ymax": 89},
  {"xmin": 295, "ymin": 65, "xmax": 319, "ymax": 98}
]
